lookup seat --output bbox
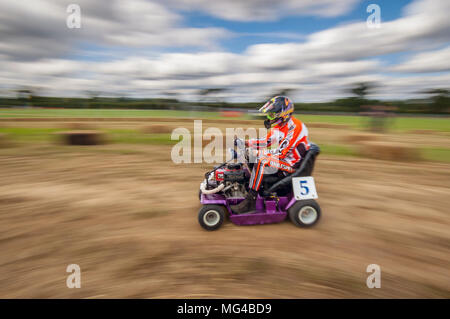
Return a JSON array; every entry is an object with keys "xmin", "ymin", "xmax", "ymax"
[{"xmin": 262, "ymin": 143, "xmax": 320, "ymax": 195}]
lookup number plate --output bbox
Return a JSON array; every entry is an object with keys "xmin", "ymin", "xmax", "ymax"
[{"xmin": 292, "ymin": 176, "xmax": 318, "ymax": 200}]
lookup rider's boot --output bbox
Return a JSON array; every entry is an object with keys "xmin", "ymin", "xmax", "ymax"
[{"xmin": 230, "ymin": 189, "xmax": 257, "ymax": 214}]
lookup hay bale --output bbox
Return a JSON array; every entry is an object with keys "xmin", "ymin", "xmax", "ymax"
[
  {"xmin": 58, "ymin": 130, "xmax": 106, "ymax": 145},
  {"xmin": 141, "ymin": 124, "xmax": 173, "ymax": 134},
  {"xmin": 308, "ymin": 123, "xmax": 350, "ymax": 129},
  {"xmin": 343, "ymin": 133, "xmax": 380, "ymax": 144},
  {"xmin": 358, "ymin": 141, "xmax": 420, "ymax": 161},
  {"xmin": 409, "ymin": 129, "xmax": 442, "ymax": 135},
  {"xmin": 0, "ymin": 133, "xmax": 12, "ymax": 148},
  {"xmin": 62, "ymin": 122, "xmax": 95, "ymax": 130}
]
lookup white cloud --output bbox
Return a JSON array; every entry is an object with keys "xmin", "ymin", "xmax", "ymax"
[
  {"xmin": 0, "ymin": 0, "xmax": 230, "ymax": 61},
  {"xmin": 0, "ymin": 0, "xmax": 449, "ymax": 102},
  {"xmin": 389, "ymin": 46, "xmax": 450, "ymax": 73},
  {"xmin": 244, "ymin": 0, "xmax": 450, "ymax": 65},
  {"xmin": 160, "ymin": 0, "xmax": 359, "ymax": 21}
]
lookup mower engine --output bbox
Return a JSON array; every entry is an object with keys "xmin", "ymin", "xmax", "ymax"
[{"xmin": 212, "ymin": 163, "xmax": 247, "ymax": 198}]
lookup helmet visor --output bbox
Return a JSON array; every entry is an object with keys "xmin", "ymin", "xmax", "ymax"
[{"xmin": 259, "ymin": 100, "xmax": 272, "ymax": 113}]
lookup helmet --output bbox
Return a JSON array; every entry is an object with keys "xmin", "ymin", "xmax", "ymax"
[{"xmin": 259, "ymin": 96, "xmax": 294, "ymax": 129}]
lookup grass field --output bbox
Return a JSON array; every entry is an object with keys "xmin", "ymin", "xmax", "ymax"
[
  {"xmin": 1, "ymin": 108, "xmax": 449, "ymax": 162},
  {"xmin": 1, "ymin": 108, "xmax": 449, "ymax": 132},
  {"xmin": 0, "ymin": 108, "xmax": 222, "ymax": 119},
  {"xmin": 1, "ymin": 108, "xmax": 449, "ymax": 298}
]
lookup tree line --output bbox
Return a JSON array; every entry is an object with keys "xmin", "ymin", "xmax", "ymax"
[{"xmin": 1, "ymin": 83, "xmax": 448, "ymax": 114}]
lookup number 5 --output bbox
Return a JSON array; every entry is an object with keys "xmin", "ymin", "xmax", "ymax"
[{"xmin": 300, "ymin": 180, "xmax": 309, "ymax": 195}]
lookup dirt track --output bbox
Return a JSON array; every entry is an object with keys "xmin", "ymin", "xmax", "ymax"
[{"xmin": 0, "ymin": 140, "xmax": 449, "ymax": 298}]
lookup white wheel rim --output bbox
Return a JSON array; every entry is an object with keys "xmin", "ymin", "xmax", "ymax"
[
  {"xmin": 298, "ymin": 206, "xmax": 317, "ymax": 225},
  {"xmin": 203, "ymin": 210, "xmax": 220, "ymax": 227}
]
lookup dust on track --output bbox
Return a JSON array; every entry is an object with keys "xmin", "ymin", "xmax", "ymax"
[{"xmin": 0, "ymin": 140, "xmax": 449, "ymax": 298}]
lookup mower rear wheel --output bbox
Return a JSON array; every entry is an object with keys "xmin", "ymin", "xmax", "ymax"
[{"xmin": 288, "ymin": 200, "xmax": 321, "ymax": 228}]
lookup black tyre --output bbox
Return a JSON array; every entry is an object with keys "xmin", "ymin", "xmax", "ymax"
[
  {"xmin": 198, "ymin": 205, "xmax": 226, "ymax": 231},
  {"xmin": 288, "ymin": 199, "xmax": 321, "ymax": 228}
]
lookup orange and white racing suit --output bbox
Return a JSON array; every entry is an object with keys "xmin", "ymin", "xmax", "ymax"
[{"xmin": 248, "ymin": 116, "xmax": 310, "ymax": 191}]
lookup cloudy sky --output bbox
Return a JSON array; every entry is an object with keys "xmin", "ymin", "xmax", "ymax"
[{"xmin": 0, "ymin": 0, "xmax": 449, "ymax": 102}]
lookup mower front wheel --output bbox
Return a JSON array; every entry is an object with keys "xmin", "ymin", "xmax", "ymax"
[{"xmin": 198, "ymin": 205, "xmax": 226, "ymax": 231}]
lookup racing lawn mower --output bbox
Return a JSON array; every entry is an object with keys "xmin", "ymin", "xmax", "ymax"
[{"xmin": 198, "ymin": 138, "xmax": 321, "ymax": 231}]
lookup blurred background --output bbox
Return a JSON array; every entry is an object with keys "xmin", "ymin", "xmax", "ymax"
[{"xmin": 0, "ymin": 0, "xmax": 449, "ymax": 298}]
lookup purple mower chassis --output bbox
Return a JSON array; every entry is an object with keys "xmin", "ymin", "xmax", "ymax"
[{"xmin": 200, "ymin": 193, "xmax": 296, "ymax": 226}]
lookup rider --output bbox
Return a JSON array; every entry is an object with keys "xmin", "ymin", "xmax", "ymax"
[{"xmin": 230, "ymin": 96, "xmax": 310, "ymax": 214}]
